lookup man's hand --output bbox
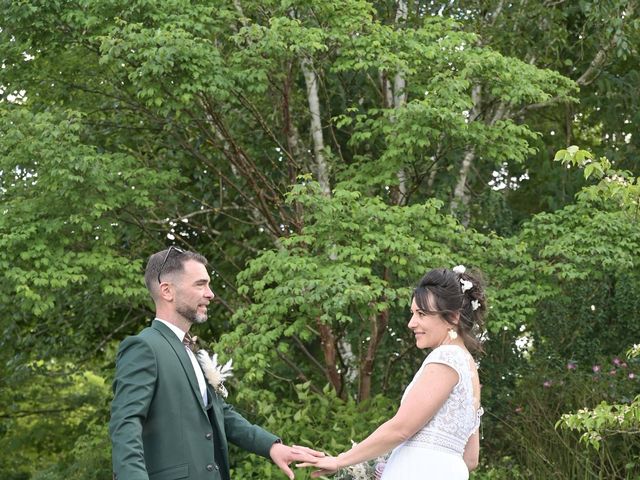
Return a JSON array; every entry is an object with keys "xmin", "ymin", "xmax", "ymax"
[{"xmin": 269, "ymin": 443, "xmax": 325, "ymax": 479}]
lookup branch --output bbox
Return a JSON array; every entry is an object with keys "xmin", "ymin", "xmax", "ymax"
[
  {"xmin": 275, "ymin": 351, "xmax": 323, "ymax": 395},
  {"xmin": 292, "ymin": 334, "xmax": 329, "ymax": 375},
  {"xmin": 576, "ymin": 1, "xmax": 636, "ymax": 86}
]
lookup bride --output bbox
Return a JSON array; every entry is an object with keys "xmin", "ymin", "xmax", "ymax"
[{"xmin": 298, "ymin": 266, "xmax": 486, "ymax": 479}]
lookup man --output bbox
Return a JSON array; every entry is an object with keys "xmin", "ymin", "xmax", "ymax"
[{"xmin": 110, "ymin": 247, "xmax": 321, "ymax": 479}]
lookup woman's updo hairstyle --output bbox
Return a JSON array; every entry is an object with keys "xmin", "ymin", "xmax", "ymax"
[{"xmin": 413, "ymin": 267, "xmax": 487, "ymax": 353}]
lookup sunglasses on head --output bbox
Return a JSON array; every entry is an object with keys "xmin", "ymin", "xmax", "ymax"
[{"xmin": 157, "ymin": 246, "xmax": 185, "ymax": 284}]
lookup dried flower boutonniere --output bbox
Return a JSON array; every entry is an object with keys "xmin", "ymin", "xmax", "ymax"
[{"xmin": 196, "ymin": 351, "xmax": 234, "ymax": 398}]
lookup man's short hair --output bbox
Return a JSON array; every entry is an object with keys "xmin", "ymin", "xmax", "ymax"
[{"xmin": 144, "ymin": 247, "xmax": 208, "ymax": 297}]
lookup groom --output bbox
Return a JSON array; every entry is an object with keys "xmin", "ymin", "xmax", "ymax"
[{"xmin": 109, "ymin": 247, "xmax": 321, "ymax": 480}]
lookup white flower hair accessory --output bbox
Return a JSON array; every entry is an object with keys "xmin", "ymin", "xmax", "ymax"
[
  {"xmin": 196, "ymin": 351, "xmax": 234, "ymax": 398},
  {"xmin": 460, "ymin": 279, "xmax": 473, "ymax": 293},
  {"xmin": 471, "ymin": 299, "xmax": 481, "ymax": 311},
  {"xmin": 452, "ymin": 265, "xmax": 466, "ymax": 274}
]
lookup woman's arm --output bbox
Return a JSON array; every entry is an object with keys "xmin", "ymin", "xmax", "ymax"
[
  {"xmin": 463, "ymin": 430, "xmax": 480, "ymax": 471},
  {"xmin": 298, "ymin": 362, "xmax": 459, "ymax": 476}
]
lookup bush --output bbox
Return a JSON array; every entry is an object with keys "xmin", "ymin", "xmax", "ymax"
[
  {"xmin": 229, "ymin": 383, "xmax": 395, "ymax": 479},
  {"xmin": 482, "ymin": 350, "xmax": 640, "ymax": 479}
]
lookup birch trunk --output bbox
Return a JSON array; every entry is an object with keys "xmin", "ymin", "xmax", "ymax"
[
  {"xmin": 450, "ymin": 85, "xmax": 481, "ymax": 220},
  {"xmin": 301, "ymin": 53, "xmax": 354, "ymax": 395},
  {"xmin": 393, "ymin": 0, "xmax": 408, "ymax": 206},
  {"xmin": 355, "ymin": 0, "xmax": 410, "ymax": 401},
  {"xmin": 300, "ymin": 56, "xmax": 331, "ymax": 196}
]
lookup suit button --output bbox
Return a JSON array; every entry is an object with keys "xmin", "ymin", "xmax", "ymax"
[
  {"xmin": 206, "ymin": 464, "xmax": 214, "ymax": 471},
  {"xmin": 205, "ymin": 432, "xmax": 213, "ymax": 440}
]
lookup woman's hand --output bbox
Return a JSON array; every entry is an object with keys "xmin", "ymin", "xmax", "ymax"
[{"xmin": 296, "ymin": 454, "xmax": 341, "ymax": 478}]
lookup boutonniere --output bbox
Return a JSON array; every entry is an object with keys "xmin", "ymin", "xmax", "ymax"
[{"xmin": 196, "ymin": 350, "xmax": 234, "ymax": 398}]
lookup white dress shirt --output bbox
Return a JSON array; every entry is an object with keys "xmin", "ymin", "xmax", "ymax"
[{"xmin": 156, "ymin": 318, "xmax": 208, "ymax": 405}]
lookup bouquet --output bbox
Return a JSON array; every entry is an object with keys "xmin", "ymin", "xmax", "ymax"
[{"xmin": 334, "ymin": 455, "xmax": 387, "ymax": 480}]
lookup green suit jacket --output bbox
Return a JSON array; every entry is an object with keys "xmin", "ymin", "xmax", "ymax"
[{"xmin": 109, "ymin": 320, "xmax": 278, "ymax": 480}]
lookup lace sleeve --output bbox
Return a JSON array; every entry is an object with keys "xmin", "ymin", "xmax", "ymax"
[{"xmin": 422, "ymin": 345, "xmax": 467, "ymax": 385}]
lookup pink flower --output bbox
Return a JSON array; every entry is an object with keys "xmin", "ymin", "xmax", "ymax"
[
  {"xmin": 629, "ymin": 373, "xmax": 636, "ymax": 380},
  {"xmin": 613, "ymin": 357, "xmax": 622, "ymax": 366},
  {"xmin": 515, "ymin": 406, "xmax": 524, "ymax": 413},
  {"xmin": 592, "ymin": 365, "xmax": 601, "ymax": 373},
  {"xmin": 543, "ymin": 380, "xmax": 552, "ymax": 388},
  {"xmin": 567, "ymin": 361, "xmax": 577, "ymax": 370},
  {"xmin": 609, "ymin": 369, "xmax": 617, "ymax": 376},
  {"xmin": 374, "ymin": 461, "xmax": 386, "ymax": 480}
]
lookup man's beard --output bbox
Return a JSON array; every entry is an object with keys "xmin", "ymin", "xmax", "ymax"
[{"xmin": 176, "ymin": 303, "xmax": 207, "ymax": 324}]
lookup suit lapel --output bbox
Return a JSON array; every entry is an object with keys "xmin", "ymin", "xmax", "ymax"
[{"xmin": 152, "ymin": 320, "xmax": 207, "ymax": 413}]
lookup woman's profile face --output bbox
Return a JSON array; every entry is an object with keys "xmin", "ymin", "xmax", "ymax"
[{"xmin": 407, "ymin": 297, "xmax": 450, "ymax": 349}]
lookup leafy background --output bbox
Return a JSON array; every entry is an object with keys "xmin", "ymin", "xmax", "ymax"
[{"xmin": 1, "ymin": 1, "xmax": 638, "ymax": 478}]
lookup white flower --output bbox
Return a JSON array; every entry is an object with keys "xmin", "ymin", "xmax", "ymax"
[
  {"xmin": 197, "ymin": 350, "xmax": 234, "ymax": 398},
  {"xmin": 453, "ymin": 265, "xmax": 466, "ymax": 274},
  {"xmin": 346, "ymin": 463, "xmax": 368, "ymax": 480},
  {"xmin": 336, "ymin": 452, "xmax": 388, "ymax": 480},
  {"xmin": 460, "ymin": 279, "xmax": 473, "ymax": 293},
  {"xmin": 471, "ymin": 299, "xmax": 480, "ymax": 311}
]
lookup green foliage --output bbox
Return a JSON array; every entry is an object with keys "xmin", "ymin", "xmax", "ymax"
[
  {"xmin": 220, "ymin": 182, "xmax": 455, "ymax": 398},
  {"xmin": 219, "ymin": 181, "xmax": 546, "ymax": 403},
  {"xmin": 554, "ymin": 145, "xmax": 640, "ymax": 214},
  {"xmin": 31, "ymin": 422, "xmax": 112, "ymax": 480},
  {"xmin": 484, "ymin": 350, "xmax": 640, "ymax": 479},
  {"xmin": 0, "ymin": 1, "xmax": 639, "ymax": 479},
  {"xmin": 558, "ymin": 346, "xmax": 640, "ymax": 456},
  {"xmin": 331, "ymin": 18, "xmax": 577, "ymax": 194},
  {"xmin": 471, "ymin": 149, "xmax": 639, "ymax": 478},
  {"xmin": 0, "ymin": 361, "xmax": 111, "ymax": 480},
  {"xmin": 470, "ymin": 456, "xmax": 528, "ymax": 480},
  {"xmin": 0, "ymin": 107, "xmax": 181, "ymax": 358},
  {"xmin": 229, "ymin": 382, "xmax": 394, "ymax": 479}
]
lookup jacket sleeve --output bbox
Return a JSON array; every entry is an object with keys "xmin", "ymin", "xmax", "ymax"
[
  {"xmin": 221, "ymin": 401, "xmax": 279, "ymax": 458},
  {"xmin": 109, "ymin": 336, "xmax": 157, "ymax": 480}
]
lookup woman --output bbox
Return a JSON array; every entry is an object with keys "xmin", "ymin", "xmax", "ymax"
[{"xmin": 298, "ymin": 266, "xmax": 486, "ymax": 479}]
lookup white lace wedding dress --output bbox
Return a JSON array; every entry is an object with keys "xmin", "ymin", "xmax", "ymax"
[{"xmin": 381, "ymin": 345, "xmax": 483, "ymax": 480}]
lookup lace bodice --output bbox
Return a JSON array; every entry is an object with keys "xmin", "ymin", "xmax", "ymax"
[{"xmin": 400, "ymin": 345, "xmax": 483, "ymax": 455}]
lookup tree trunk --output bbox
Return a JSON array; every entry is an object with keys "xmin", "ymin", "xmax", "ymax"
[
  {"xmin": 317, "ymin": 320, "xmax": 344, "ymax": 398},
  {"xmin": 392, "ymin": 0, "xmax": 408, "ymax": 206},
  {"xmin": 300, "ymin": 56, "xmax": 331, "ymax": 196},
  {"xmin": 358, "ymin": 309, "xmax": 389, "ymax": 401},
  {"xmin": 451, "ymin": 85, "xmax": 481, "ymax": 221}
]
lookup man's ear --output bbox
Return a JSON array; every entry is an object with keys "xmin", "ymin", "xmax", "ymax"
[{"xmin": 158, "ymin": 282, "xmax": 175, "ymax": 302}]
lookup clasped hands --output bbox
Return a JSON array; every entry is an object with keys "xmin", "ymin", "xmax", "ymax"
[{"xmin": 270, "ymin": 442, "xmax": 341, "ymax": 479}]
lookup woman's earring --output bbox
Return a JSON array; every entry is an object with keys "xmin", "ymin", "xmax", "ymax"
[{"xmin": 448, "ymin": 328, "xmax": 458, "ymax": 340}]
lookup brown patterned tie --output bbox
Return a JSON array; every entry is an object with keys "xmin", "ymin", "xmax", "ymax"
[{"xmin": 182, "ymin": 332, "xmax": 198, "ymax": 353}]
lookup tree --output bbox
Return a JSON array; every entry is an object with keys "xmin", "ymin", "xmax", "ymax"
[{"xmin": 1, "ymin": 1, "xmax": 639, "ymax": 478}]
